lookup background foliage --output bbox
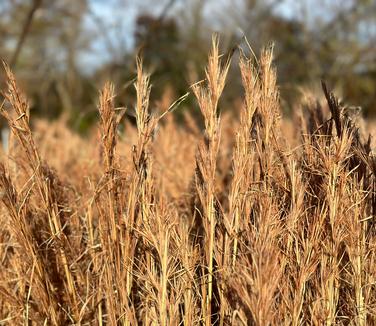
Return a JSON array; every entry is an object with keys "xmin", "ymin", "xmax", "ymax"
[{"xmin": 0, "ymin": 0, "xmax": 375, "ymax": 130}]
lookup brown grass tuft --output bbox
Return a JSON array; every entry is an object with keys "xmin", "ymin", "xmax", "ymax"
[{"xmin": 1, "ymin": 39, "xmax": 376, "ymax": 325}]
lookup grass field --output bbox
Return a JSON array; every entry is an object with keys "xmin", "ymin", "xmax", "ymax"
[{"xmin": 0, "ymin": 38, "xmax": 375, "ymax": 325}]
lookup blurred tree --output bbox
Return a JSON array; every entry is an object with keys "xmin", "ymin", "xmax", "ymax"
[
  {"xmin": 9, "ymin": 0, "xmax": 43, "ymax": 68},
  {"xmin": 0, "ymin": 0, "xmax": 375, "ymax": 133},
  {"xmin": 313, "ymin": 0, "xmax": 376, "ymax": 115},
  {"xmin": 134, "ymin": 14, "xmax": 185, "ymax": 97},
  {"xmin": 82, "ymin": 0, "xmax": 376, "ymax": 117},
  {"xmin": 226, "ymin": 0, "xmax": 376, "ymax": 114},
  {"xmin": 0, "ymin": 0, "xmax": 92, "ymax": 124}
]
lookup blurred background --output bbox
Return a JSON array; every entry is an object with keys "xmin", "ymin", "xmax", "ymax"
[{"xmin": 0, "ymin": 0, "xmax": 375, "ymax": 132}]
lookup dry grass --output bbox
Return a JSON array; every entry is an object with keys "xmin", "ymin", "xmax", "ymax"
[{"xmin": 0, "ymin": 38, "xmax": 376, "ymax": 325}]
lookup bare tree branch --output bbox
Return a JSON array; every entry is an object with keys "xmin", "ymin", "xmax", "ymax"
[{"xmin": 10, "ymin": 0, "xmax": 43, "ymax": 68}]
